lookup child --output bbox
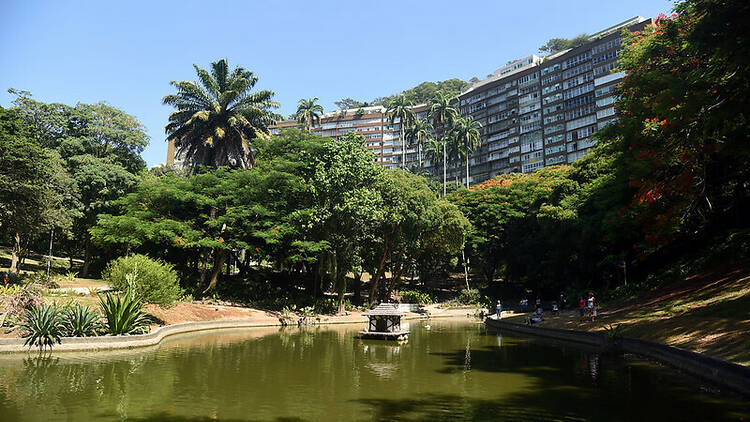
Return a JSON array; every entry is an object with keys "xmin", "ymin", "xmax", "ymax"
[
  {"xmin": 578, "ymin": 297, "xmax": 585, "ymax": 320},
  {"xmin": 552, "ymin": 301, "xmax": 559, "ymax": 315}
]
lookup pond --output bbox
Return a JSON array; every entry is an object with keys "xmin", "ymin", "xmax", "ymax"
[{"xmin": 0, "ymin": 319, "xmax": 747, "ymax": 421}]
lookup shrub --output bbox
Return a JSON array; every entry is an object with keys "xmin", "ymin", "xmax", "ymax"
[
  {"xmin": 400, "ymin": 290, "xmax": 434, "ymax": 305},
  {"xmin": 99, "ymin": 290, "xmax": 151, "ymax": 335},
  {"xmin": 102, "ymin": 254, "xmax": 182, "ymax": 306},
  {"xmin": 6, "ymin": 283, "xmax": 43, "ymax": 316},
  {"xmin": 63, "ymin": 303, "xmax": 100, "ymax": 337},
  {"xmin": 457, "ymin": 289, "xmax": 481, "ymax": 305},
  {"xmin": 0, "ymin": 285, "xmax": 19, "ymax": 296},
  {"xmin": 21, "ymin": 304, "xmax": 65, "ymax": 351}
]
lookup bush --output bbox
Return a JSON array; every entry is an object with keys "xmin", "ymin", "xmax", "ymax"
[
  {"xmin": 400, "ymin": 290, "xmax": 433, "ymax": 305},
  {"xmin": 21, "ymin": 304, "xmax": 65, "ymax": 351},
  {"xmin": 457, "ymin": 289, "xmax": 481, "ymax": 305},
  {"xmin": 99, "ymin": 290, "xmax": 151, "ymax": 335},
  {"xmin": 63, "ymin": 303, "xmax": 100, "ymax": 337},
  {"xmin": 102, "ymin": 254, "xmax": 182, "ymax": 306}
]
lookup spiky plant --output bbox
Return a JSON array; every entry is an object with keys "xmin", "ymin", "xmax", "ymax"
[
  {"xmin": 21, "ymin": 304, "xmax": 65, "ymax": 351},
  {"xmin": 63, "ymin": 303, "xmax": 101, "ymax": 337},
  {"xmin": 163, "ymin": 58, "xmax": 281, "ymax": 171},
  {"xmin": 294, "ymin": 97, "xmax": 324, "ymax": 131},
  {"xmin": 99, "ymin": 289, "xmax": 151, "ymax": 335}
]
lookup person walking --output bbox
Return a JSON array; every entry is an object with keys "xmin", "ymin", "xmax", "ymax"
[
  {"xmin": 496, "ymin": 300, "xmax": 502, "ymax": 320},
  {"xmin": 587, "ymin": 292, "xmax": 596, "ymax": 321}
]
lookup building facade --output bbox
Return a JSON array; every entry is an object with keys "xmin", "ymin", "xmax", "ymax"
[{"xmin": 444, "ymin": 16, "xmax": 651, "ymax": 184}]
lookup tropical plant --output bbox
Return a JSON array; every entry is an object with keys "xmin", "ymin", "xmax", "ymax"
[
  {"xmin": 62, "ymin": 303, "xmax": 100, "ymax": 337},
  {"xmin": 294, "ymin": 97, "xmax": 324, "ymax": 132},
  {"xmin": 21, "ymin": 304, "xmax": 65, "ymax": 351},
  {"xmin": 163, "ymin": 58, "xmax": 281, "ymax": 171},
  {"xmin": 452, "ymin": 116, "xmax": 483, "ymax": 188},
  {"xmin": 385, "ymin": 95, "xmax": 415, "ymax": 168},
  {"xmin": 457, "ymin": 288, "xmax": 481, "ymax": 305},
  {"xmin": 406, "ymin": 118, "xmax": 433, "ymax": 169},
  {"xmin": 429, "ymin": 91, "xmax": 459, "ymax": 196},
  {"xmin": 603, "ymin": 324, "xmax": 624, "ymax": 341},
  {"xmin": 102, "ymin": 254, "xmax": 182, "ymax": 306},
  {"xmin": 98, "ymin": 289, "xmax": 151, "ymax": 335},
  {"xmin": 400, "ymin": 290, "xmax": 433, "ymax": 305}
]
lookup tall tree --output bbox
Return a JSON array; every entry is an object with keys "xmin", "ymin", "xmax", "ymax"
[
  {"xmin": 163, "ymin": 58, "xmax": 280, "ymax": 171},
  {"xmin": 452, "ymin": 116, "xmax": 483, "ymax": 188},
  {"xmin": 295, "ymin": 97, "xmax": 324, "ymax": 132},
  {"xmin": 429, "ymin": 92, "xmax": 459, "ymax": 196},
  {"xmin": 405, "ymin": 118, "xmax": 433, "ymax": 169},
  {"xmin": 539, "ymin": 34, "xmax": 590, "ymax": 55},
  {"xmin": 385, "ymin": 95, "xmax": 415, "ymax": 169},
  {"xmin": 0, "ymin": 107, "xmax": 69, "ymax": 273}
]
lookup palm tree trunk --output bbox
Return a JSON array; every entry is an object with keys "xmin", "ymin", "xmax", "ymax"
[
  {"xmin": 442, "ymin": 135, "xmax": 447, "ymax": 197},
  {"xmin": 418, "ymin": 142, "xmax": 422, "ymax": 168},
  {"xmin": 466, "ymin": 154, "xmax": 470, "ymax": 189},
  {"xmin": 9, "ymin": 232, "xmax": 21, "ymax": 273},
  {"xmin": 401, "ymin": 121, "xmax": 406, "ymax": 169}
]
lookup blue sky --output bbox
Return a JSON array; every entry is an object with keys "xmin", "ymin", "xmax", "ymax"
[{"xmin": 1, "ymin": 0, "xmax": 673, "ymax": 167}]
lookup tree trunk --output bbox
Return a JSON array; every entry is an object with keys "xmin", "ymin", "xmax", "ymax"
[
  {"xmin": 369, "ymin": 238, "xmax": 390, "ymax": 304},
  {"xmin": 401, "ymin": 122, "xmax": 406, "ymax": 169},
  {"xmin": 462, "ymin": 249, "xmax": 471, "ymax": 291},
  {"xmin": 203, "ymin": 248, "xmax": 229, "ymax": 293},
  {"xmin": 81, "ymin": 235, "xmax": 92, "ymax": 278},
  {"xmin": 466, "ymin": 155, "xmax": 470, "ymax": 189},
  {"xmin": 9, "ymin": 232, "xmax": 21, "ymax": 274},
  {"xmin": 442, "ymin": 135, "xmax": 447, "ymax": 197},
  {"xmin": 387, "ymin": 261, "xmax": 407, "ymax": 300}
]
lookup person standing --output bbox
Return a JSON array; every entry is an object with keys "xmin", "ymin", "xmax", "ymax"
[
  {"xmin": 587, "ymin": 292, "xmax": 596, "ymax": 320},
  {"xmin": 578, "ymin": 297, "xmax": 585, "ymax": 321},
  {"xmin": 496, "ymin": 300, "xmax": 502, "ymax": 319}
]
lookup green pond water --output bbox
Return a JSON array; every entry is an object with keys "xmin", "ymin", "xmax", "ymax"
[{"xmin": 0, "ymin": 319, "xmax": 747, "ymax": 421}]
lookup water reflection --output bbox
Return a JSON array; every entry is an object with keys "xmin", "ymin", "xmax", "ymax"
[{"xmin": 0, "ymin": 320, "xmax": 746, "ymax": 421}]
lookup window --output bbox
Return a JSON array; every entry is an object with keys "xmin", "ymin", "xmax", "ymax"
[
  {"xmin": 544, "ymin": 123, "xmax": 565, "ymax": 135},
  {"xmin": 595, "ymin": 84, "xmax": 616, "ymax": 97},
  {"xmin": 545, "ymin": 133, "xmax": 565, "ymax": 145},
  {"xmin": 562, "ymin": 62, "xmax": 593, "ymax": 79},
  {"xmin": 546, "ymin": 155, "xmax": 566, "ymax": 165},
  {"xmin": 565, "ymin": 103, "xmax": 596, "ymax": 120},
  {"xmin": 519, "ymin": 103, "xmax": 540, "ymax": 114},
  {"xmin": 594, "ymin": 62, "xmax": 617, "ymax": 76},
  {"xmin": 541, "ymin": 63, "xmax": 560, "ymax": 75},
  {"xmin": 596, "ymin": 107, "xmax": 616, "ymax": 119},
  {"xmin": 592, "ymin": 49, "xmax": 621, "ymax": 65},
  {"xmin": 518, "ymin": 92, "xmax": 541, "ymax": 106},
  {"xmin": 522, "ymin": 161, "xmax": 544, "ymax": 173},
  {"xmin": 520, "ymin": 121, "xmax": 542, "ymax": 134},
  {"xmin": 567, "ymin": 114, "xmax": 597, "ymax": 131},
  {"xmin": 542, "ymin": 73, "xmax": 561, "ymax": 86},
  {"xmin": 542, "ymin": 83, "xmax": 561, "ymax": 95},
  {"xmin": 543, "ymin": 93, "xmax": 562, "ymax": 105},
  {"xmin": 564, "ymin": 82, "xmax": 595, "ymax": 100},
  {"xmin": 594, "ymin": 71, "xmax": 626, "ymax": 86},
  {"xmin": 567, "ymin": 125, "xmax": 597, "ymax": 141},
  {"xmin": 596, "ymin": 96, "xmax": 616, "ymax": 107},
  {"xmin": 565, "ymin": 93, "xmax": 595, "ymax": 109},
  {"xmin": 543, "ymin": 113, "xmax": 564, "ymax": 124},
  {"xmin": 563, "ymin": 72, "xmax": 594, "ymax": 89},
  {"xmin": 519, "ymin": 111, "xmax": 541, "ymax": 124},
  {"xmin": 544, "ymin": 103, "xmax": 564, "ymax": 115},
  {"xmin": 591, "ymin": 38, "xmax": 622, "ymax": 54},
  {"xmin": 563, "ymin": 51, "xmax": 591, "ymax": 69},
  {"xmin": 598, "ymin": 118, "xmax": 618, "ymax": 129}
]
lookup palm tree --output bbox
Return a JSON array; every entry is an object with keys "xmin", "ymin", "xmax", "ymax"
[
  {"xmin": 429, "ymin": 91, "xmax": 459, "ymax": 196},
  {"xmin": 385, "ymin": 95, "xmax": 415, "ymax": 169},
  {"xmin": 452, "ymin": 116, "xmax": 483, "ymax": 188},
  {"xmin": 295, "ymin": 97, "xmax": 324, "ymax": 131},
  {"xmin": 423, "ymin": 137, "xmax": 444, "ymax": 186},
  {"xmin": 405, "ymin": 118, "xmax": 433, "ymax": 169},
  {"xmin": 163, "ymin": 58, "xmax": 281, "ymax": 171}
]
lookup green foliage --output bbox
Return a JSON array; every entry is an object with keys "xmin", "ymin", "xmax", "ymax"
[
  {"xmin": 400, "ymin": 290, "xmax": 433, "ymax": 305},
  {"xmin": 457, "ymin": 289, "xmax": 481, "ymax": 305},
  {"xmin": 21, "ymin": 304, "xmax": 65, "ymax": 351},
  {"xmin": 98, "ymin": 290, "xmax": 151, "ymax": 335},
  {"xmin": 374, "ymin": 79, "xmax": 470, "ymax": 105},
  {"xmin": 62, "ymin": 303, "xmax": 100, "ymax": 337},
  {"xmin": 102, "ymin": 254, "xmax": 182, "ymax": 306},
  {"xmin": 163, "ymin": 58, "xmax": 281, "ymax": 170},
  {"xmin": 295, "ymin": 97, "xmax": 324, "ymax": 130},
  {"xmin": 539, "ymin": 34, "xmax": 590, "ymax": 54},
  {"xmin": 603, "ymin": 324, "xmax": 624, "ymax": 341}
]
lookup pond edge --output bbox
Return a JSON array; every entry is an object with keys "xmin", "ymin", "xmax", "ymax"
[
  {"xmin": 0, "ymin": 312, "xmax": 447, "ymax": 354},
  {"xmin": 485, "ymin": 318, "xmax": 750, "ymax": 397}
]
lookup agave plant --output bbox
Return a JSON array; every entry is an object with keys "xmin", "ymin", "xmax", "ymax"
[
  {"xmin": 63, "ymin": 303, "xmax": 101, "ymax": 337},
  {"xmin": 99, "ymin": 289, "xmax": 151, "ymax": 335},
  {"xmin": 21, "ymin": 304, "xmax": 65, "ymax": 351}
]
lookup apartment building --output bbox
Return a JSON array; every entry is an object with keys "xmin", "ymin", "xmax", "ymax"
[
  {"xmin": 271, "ymin": 104, "xmax": 428, "ymax": 169},
  {"xmin": 448, "ymin": 16, "xmax": 652, "ymax": 184}
]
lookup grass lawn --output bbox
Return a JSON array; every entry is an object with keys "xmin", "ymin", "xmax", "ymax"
[{"xmin": 504, "ymin": 261, "xmax": 750, "ymax": 366}]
